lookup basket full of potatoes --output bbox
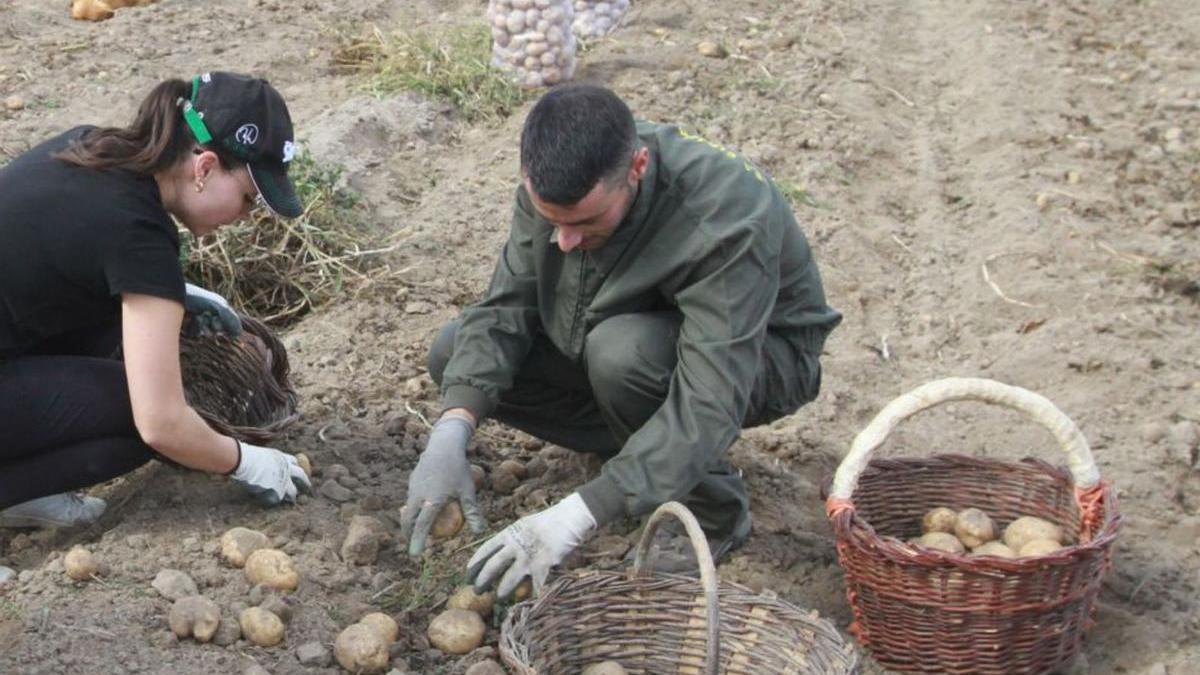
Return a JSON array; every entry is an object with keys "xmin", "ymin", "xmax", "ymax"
[{"xmin": 824, "ymin": 378, "xmax": 1122, "ymax": 675}]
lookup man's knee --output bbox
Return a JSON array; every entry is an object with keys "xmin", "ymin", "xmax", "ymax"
[
  {"xmin": 427, "ymin": 319, "xmax": 461, "ymax": 387},
  {"xmin": 584, "ymin": 313, "xmax": 678, "ymax": 403}
]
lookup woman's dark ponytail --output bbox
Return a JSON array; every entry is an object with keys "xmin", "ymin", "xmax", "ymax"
[{"xmin": 55, "ymin": 79, "xmax": 196, "ymax": 175}]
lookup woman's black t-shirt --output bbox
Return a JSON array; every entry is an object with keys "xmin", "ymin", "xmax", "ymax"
[{"xmin": 0, "ymin": 126, "xmax": 186, "ymax": 358}]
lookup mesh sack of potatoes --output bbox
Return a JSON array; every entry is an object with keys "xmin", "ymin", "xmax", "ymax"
[
  {"xmin": 488, "ymin": 0, "xmax": 577, "ymax": 88},
  {"xmin": 571, "ymin": 0, "xmax": 630, "ymax": 40}
]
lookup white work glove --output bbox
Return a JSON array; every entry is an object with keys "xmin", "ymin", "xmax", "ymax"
[
  {"xmin": 467, "ymin": 492, "xmax": 597, "ymax": 599},
  {"xmin": 230, "ymin": 442, "xmax": 312, "ymax": 505},
  {"xmin": 400, "ymin": 415, "xmax": 487, "ymax": 556},
  {"xmin": 183, "ymin": 283, "xmax": 242, "ymax": 338}
]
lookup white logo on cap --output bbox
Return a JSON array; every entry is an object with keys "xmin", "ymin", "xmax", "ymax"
[
  {"xmin": 282, "ymin": 140, "xmax": 296, "ymax": 163},
  {"xmin": 201, "ymin": 72, "xmax": 212, "ymax": 83},
  {"xmin": 235, "ymin": 123, "xmax": 260, "ymax": 146}
]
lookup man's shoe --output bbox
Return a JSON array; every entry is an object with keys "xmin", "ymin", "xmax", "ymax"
[
  {"xmin": 0, "ymin": 493, "xmax": 107, "ymax": 529},
  {"xmin": 626, "ymin": 511, "xmax": 751, "ymax": 576}
]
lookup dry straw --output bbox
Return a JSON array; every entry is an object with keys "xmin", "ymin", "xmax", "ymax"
[{"xmin": 180, "ymin": 153, "xmax": 404, "ymax": 327}]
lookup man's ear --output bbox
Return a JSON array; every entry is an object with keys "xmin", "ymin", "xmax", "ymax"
[{"xmin": 627, "ymin": 146, "xmax": 650, "ymax": 185}]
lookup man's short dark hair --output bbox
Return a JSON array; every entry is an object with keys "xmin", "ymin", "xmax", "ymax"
[{"xmin": 520, "ymin": 84, "xmax": 638, "ymax": 206}]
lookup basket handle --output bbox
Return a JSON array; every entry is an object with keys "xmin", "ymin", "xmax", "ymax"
[
  {"xmin": 631, "ymin": 501, "xmax": 720, "ymax": 675},
  {"xmin": 828, "ymin": 377, "xmax": 1101, "ymax": 503}
]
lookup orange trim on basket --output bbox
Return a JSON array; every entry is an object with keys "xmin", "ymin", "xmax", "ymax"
[
  {"xmin": 1074, "ymin": 481, "xmax": 1108, "ymax": 544},
  {"xmin": 825, "ymin": 497, "xmax": 855, "ymax": 519}
]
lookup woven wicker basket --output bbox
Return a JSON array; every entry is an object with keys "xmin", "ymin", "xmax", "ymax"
[
  {"xmin": 179, "ymin": 315, "xmax": 299, "ymax": 444},
  {"xmin": 500, "ymin": 501, "xmax": 860, "ymax": 674},
  {"xmin": 824, "ymin": 378, "xmax": 1122, "ymax": 674}
]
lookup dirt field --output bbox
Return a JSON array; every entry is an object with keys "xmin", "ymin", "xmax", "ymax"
[{"xmin": 1, "ymin": 0, "xmax": 1198, "ymax": 673}]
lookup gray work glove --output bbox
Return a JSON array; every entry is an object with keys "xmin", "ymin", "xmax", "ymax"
[
  {"xmin": 231, "ymin": 442, "xmax": 312, "ymax": 505},
  {"xmin": 183, "ymin": 283, "xmax": 242, "ymax": 338},
  {"xmin": 467, "ymin": 492, "xmax": 597, "ymax": 599},
  {"xmin": 400, "ymin": 416, "xmax": 487, "ymax": 556}
]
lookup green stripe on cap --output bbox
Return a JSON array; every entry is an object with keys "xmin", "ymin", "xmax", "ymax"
[{"xmin": 182, "ymin": 75, "xmax": 212, "ymax": 144}]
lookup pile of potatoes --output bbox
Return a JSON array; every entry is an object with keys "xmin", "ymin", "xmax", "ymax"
[
  {"xmin": 571, "ymin": 0, "xmax": 630, "ymax": 40},
  {"xmin": 487, "ymin": 0, "xmax": 577, "ymax": 88},
  {"xmin": 909, "ymin": 507, "xmax": 1067, "ymax": 558}
]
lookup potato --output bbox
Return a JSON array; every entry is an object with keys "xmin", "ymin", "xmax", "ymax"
[
  {"xmin": 244, "ymin": 549, "xmax": 299, "ymax": 591},
  {"xmin": 911, "ymin": 532, "xmax": 965, "ymax": 554},
  {"xmin": 1018, "ymin": 538, "xmax": 1063, "ymax": 557},
  {"xmin": 239, "ymin": 607, "xmax": 285, "ymax": 647},
  {"xmin": 70, "ymin": 0, "xmax": 114, "ymax": 21},
  {"xmin": 335, "ymin": 623, "xmax": 390, "ymax": 673},
  {"xmin": 470, "ymin": 464, "xmax": 486, "ymax": 490},
  {"xmin": 921, "ymin": 507, "xmax": 958, "ymax": 534},
  {"xmin": 954, "ymin": 508, "xmax": 997, "ymax": 549},
  {"xmin": 295, "ymin": 452, "xmax": 313, "ymax": 479},
  {"xmin": 466, "ymin": 661, "xmax": 507, "ymax": 675},
  {"xmin": 1003, "ymin": 516, "xmax": 1064, "ymax": 552},
  {"xmin": 64, "ymin": 546, "xmax": 99, "ymax": 581},
  {"xmin": 447, "ymin": 585, "xmax": 496, "ymax": 616},
  {"xmin": 971, "ymin": 541, "xmax": 1017, "ymax": 559},
  {"xmin": 431, "ymin": 501, "xmax": 464, "ymax": 539},
  {"xmin": 427, "ymin": 608, "xmax": 486, "ymax": 655},
  {"xmin": 511, "ymin": 577, "xmax": 533, "ymax": 602},
  {"xmin": 168, "ymin": 595, "xmax": 221, "ymax": 642},
  {"xmin": 582, "ymin": 662, "xmax": 629, "ymax": 675},
  {"xmin": 221, "ymin": 527, "xmax": 270, "ymax": 568},
  {"xmin": 359, "ymin": 612, "xmax": 399, "ymax": 644},
  {"xmin": 498, "ymin": 459, "xmax": 527, "ymax": 479}
]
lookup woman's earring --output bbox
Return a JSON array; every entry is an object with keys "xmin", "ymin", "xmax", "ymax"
[{"xmin": 195, "ymin": 180, "xmax": 205, "ymax": 193}]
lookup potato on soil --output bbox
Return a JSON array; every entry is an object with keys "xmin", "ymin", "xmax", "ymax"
[
  {"xmin": 427, "ymin": 608, "xmax": 486, "ymax": 655},
  {"xmin": 239, "ymin": 606, "xmax": 285, "ymax": 647},
  {"xmin": 168, "ymin": 595, "xmax": 221, "ymax": 642},
  {"xmin": 221, "ymin": 527, "xmax": 270, "ymax": 568},
  {"xmin": 335, "ymin": 623, "xmax": 390, "ymax": 673},
  {"xmin": 971, "ymin": 541, "xmax": 1017, "ymax": 558},
  {"xmin": 1003, "ymin": 516, "xmax": 1064, "ymax": 552},
  {"xmin": 70, "ymin": 0, "xmax": 114, "ymax": 21},
  {"xmin": 1018, "ymin": 538, "xmax": 1064, "ymax": 557},
  {"xmin": 64, "ymin": 546, "xmax": 100, "ymax": 581},
  {"xmin": 582, "ymin": 662, "xmax": 629, "ymax": 675},
  {"xmin": 910, "ymin": 532, "xmax": 965, "ymax": 554},
  {"xmin": 921, "ymin": 507, "xmax": 958, "ymax": 534},
  {"xmin": 447, "ymin": 585, "xmax": 496, "ymax": 616},
  {"xmin": 295, "ymin": 452, "xmax": 313, "ymax": 479},
  {"xmin": 244, "ymin": 548, "xmax": 299, "ymax": 591},
  {"xmin": 431, "ymin": 500, "xmax": 465, "ymax": 539},
  {"xmin": 511, "ymin": 577, "xmax": 533, "ymax": 602},
  {"xmin": 954, "ymin": 508, "xmax": 997, "ymax": 549},
  {"xmin": 358, "ymin": 612, "xmax": 399, "ymax": 644},
  {"xmin": 497, "ymin": 459, "xmax": 527, "ymax": 480}
]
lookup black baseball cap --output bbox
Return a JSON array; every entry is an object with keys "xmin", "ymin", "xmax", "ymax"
[{"xmin": 179, "ymin": 71, "xmax": 302, "ymax": 218}]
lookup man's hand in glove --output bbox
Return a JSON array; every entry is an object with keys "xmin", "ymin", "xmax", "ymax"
[
  {"xmin": 400, "ymin": 412, "xmax": 487, "ymax": 556},
  {"xmin": 466, "ymin": 492, "xmax": 597, "ymax": 599},
  {"xmin": 230, "ymin": 442, "xmax": 312, "ymax": 505},
  {"xmin": 183, "ymin": 283, "xmax": 242, "ymax": 338}
]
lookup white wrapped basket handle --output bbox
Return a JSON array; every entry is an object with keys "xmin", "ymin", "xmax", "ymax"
[{"xmin": 829, "ymin": 377, "xmax": 1101, "ymax": 502}]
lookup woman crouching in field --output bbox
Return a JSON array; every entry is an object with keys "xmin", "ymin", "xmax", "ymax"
[{"xmin": 0, "ymin": 72, "xmax": 310, "ymax": 532}]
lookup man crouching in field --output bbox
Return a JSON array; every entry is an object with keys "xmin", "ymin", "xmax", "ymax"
[{"xmin": 401, "ymin": 84, "xmax": 841, "ymax": 597}]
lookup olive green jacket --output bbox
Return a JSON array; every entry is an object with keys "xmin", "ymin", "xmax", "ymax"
[{"xmin": 441, "ymin": 121, "xmax": 842, "ymax": 525}]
